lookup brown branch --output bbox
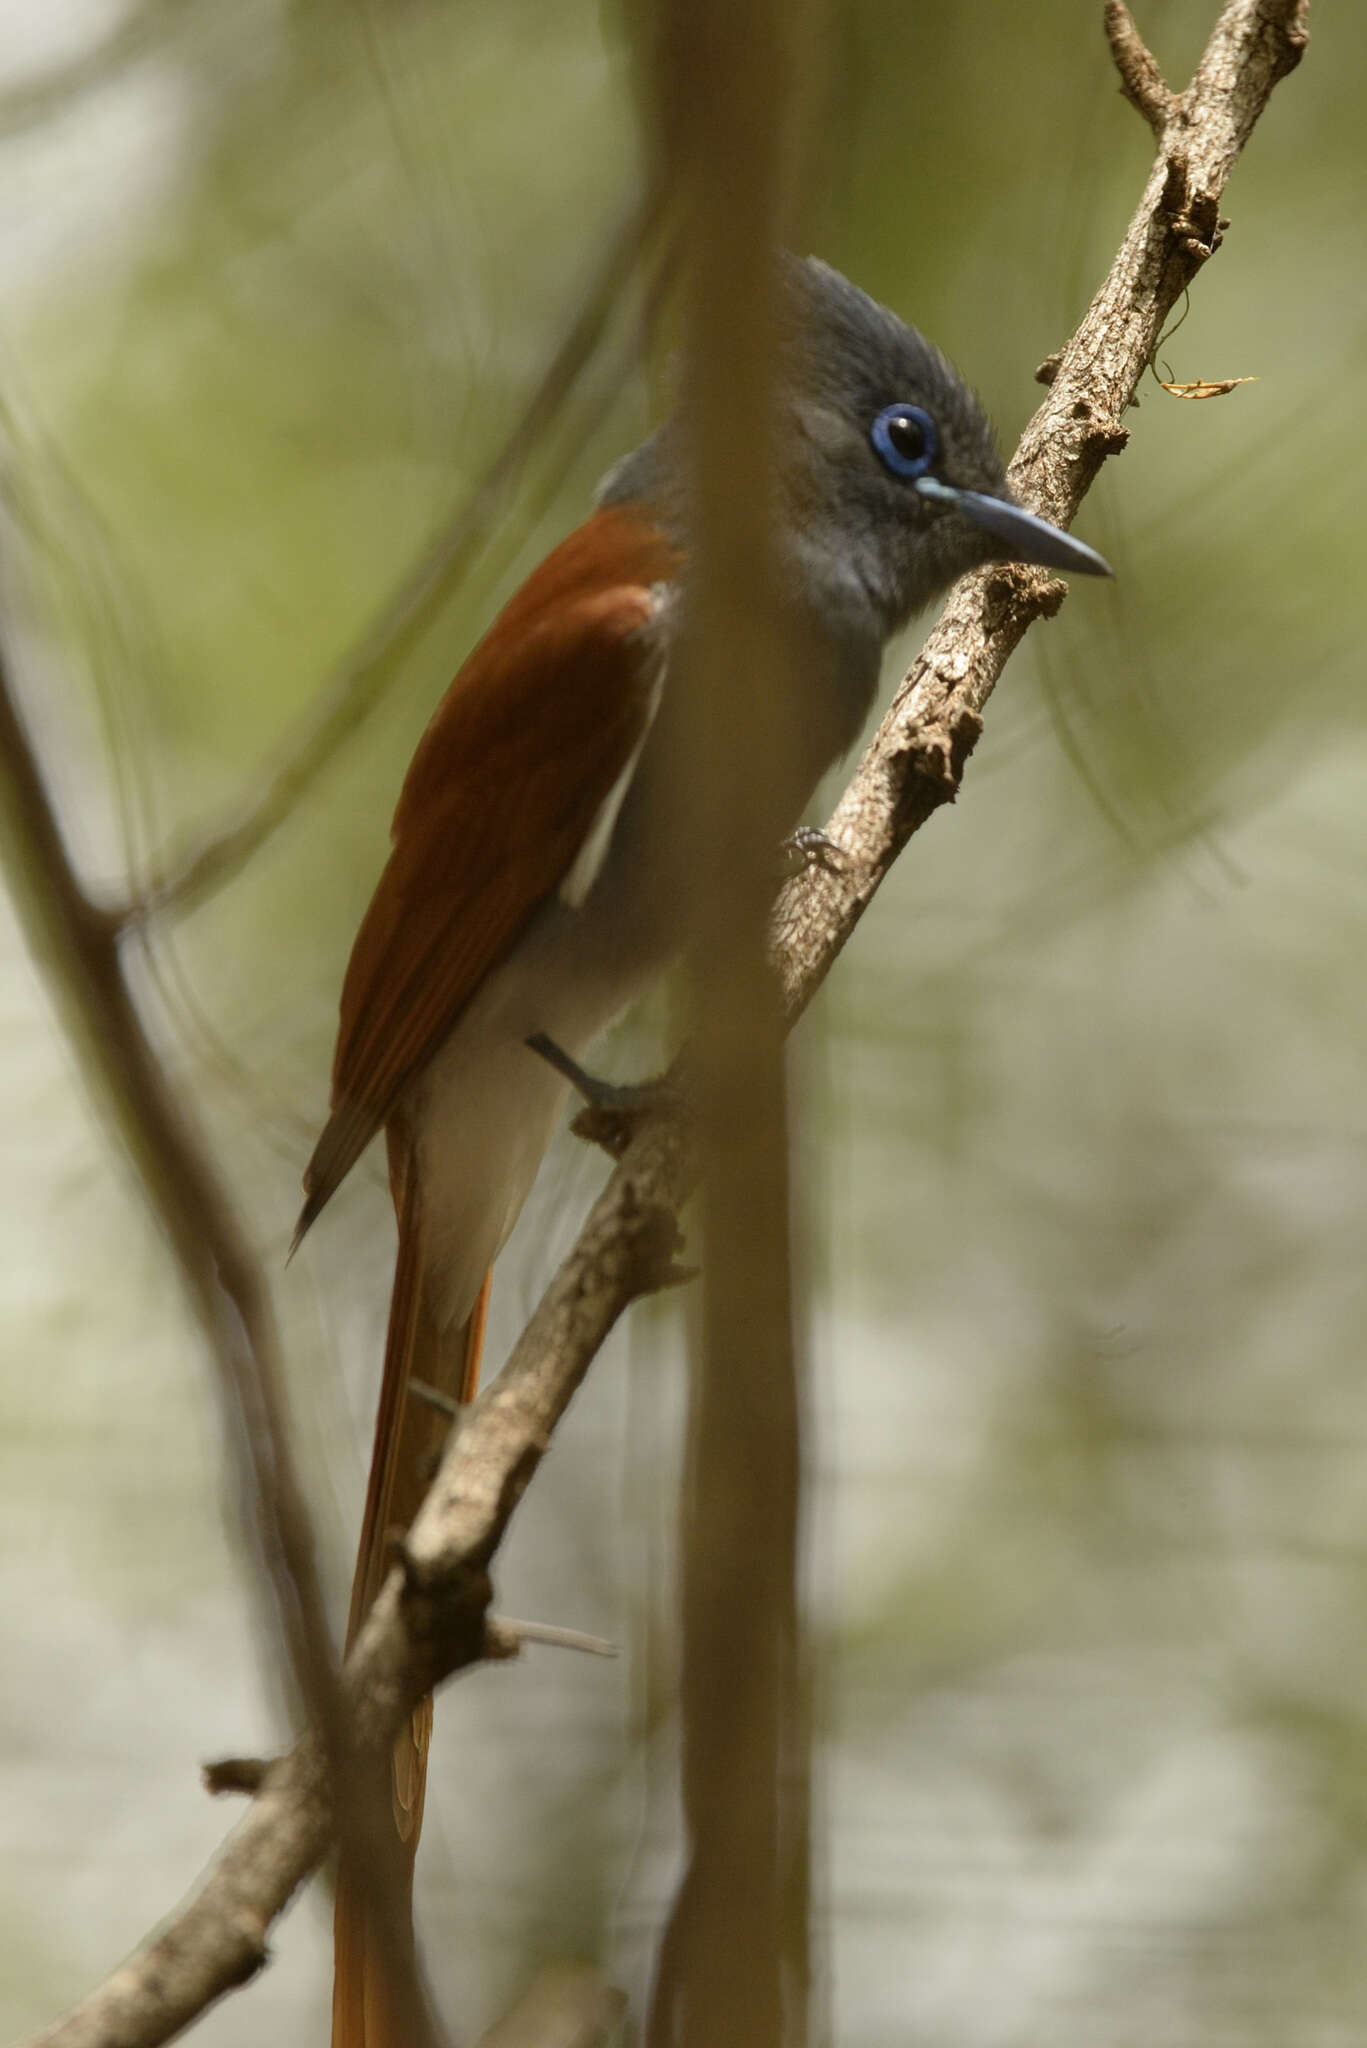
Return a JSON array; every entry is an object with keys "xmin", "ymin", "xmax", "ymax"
[
  {"xmin": 22, "ymin": 3, "xmax": 1310, "ymax": 2043},
  {"xmin": 203, "ymin": 1758, "xmax": 271, "ymax": 1798},
  {"xmin": 0, "ymin": 672, "xmax": 341, "ymax": 1740},
  {"xmin": 644, "ymin": 0, "xmax": 816, "ymax": 2038},
  {"xmin": 1104, "ymin": 1, "xmax": 1175, "ymax": 132},
  {"xmin": 0, "ymin": 609, "xmax": 437, "ymax": 2036}
]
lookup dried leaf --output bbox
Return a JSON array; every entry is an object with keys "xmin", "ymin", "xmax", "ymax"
[{"xmin": 1158, "ymin": 375, "xmax": 1258, "ymax": 399}]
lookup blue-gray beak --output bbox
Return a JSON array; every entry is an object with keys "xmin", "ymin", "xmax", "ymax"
[{"xmin": 915, "ymin": 475, "xmax": 1112, "ymax": 578}]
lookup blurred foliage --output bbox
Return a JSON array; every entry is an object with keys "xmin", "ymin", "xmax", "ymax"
[{"xmin": 1, "ymin": 1, "xmax": 1365, "ymax": 2044}]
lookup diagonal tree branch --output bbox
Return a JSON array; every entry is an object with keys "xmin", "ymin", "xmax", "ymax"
[
  {"xmin": 0, "ymin": 666, "xmax": 341, "ymax": 1747},
  {"xmin": 0, "ymin": 608, "xmax": 451, "ymax": 2044},
  {"xmin": 19, "ymin": 4, "xmax": 1309, "ymax": 2044},
  {"xmin": 771, "ymin": 0, "xmax": 1306, "ymax": 1017}
]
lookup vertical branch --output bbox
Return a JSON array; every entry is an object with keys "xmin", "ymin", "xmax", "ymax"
[{"xmin": 645, "ymin": 2, "xmax": 820, "ymax": 2043}]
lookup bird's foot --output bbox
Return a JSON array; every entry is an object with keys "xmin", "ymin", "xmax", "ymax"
[{"xmin": 526, "ymin": 1032, "xmax": 682, "ymax": 1157}]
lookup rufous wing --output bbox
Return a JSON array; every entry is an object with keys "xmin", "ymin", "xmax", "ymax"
[{"xmin": 298, "ymin": 505, "xmax": 681, "ymax": 1237}]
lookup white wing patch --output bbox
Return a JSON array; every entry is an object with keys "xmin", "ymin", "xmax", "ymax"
[{"xmin": 558, "ymin": 586, "xmax": 671, "ymax": 911}]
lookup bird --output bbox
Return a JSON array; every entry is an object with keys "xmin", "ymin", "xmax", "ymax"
[{"xmin": 298, "ymin": 254, "xmax": 1111, "ymax": 2047}]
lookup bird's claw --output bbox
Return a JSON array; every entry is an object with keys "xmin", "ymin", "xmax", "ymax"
[{"xmin": 525, "ymin": 1032, "xmax": 681, "ymax": 1157}]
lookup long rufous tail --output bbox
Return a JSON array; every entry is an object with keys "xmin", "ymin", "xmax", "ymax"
[{"xmin": 332, "ymin": 1126, "xmax": 490, "ymax": 2048}]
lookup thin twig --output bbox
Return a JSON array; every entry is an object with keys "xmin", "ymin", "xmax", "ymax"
[
  {"xmin": 493, "ymin": 1619, "xmax": 620, "ymax": 1658},
  {"xmin": 203, "ymin": 1758, "xmax": 271, "ymax": 1797},
  {"xmin": 1104, "ymin": 1, "xmax": 1175, "ymax": 132},
  {"xmin": 0, "ymin": 665, "xmax": 340, "ymax": 1736}
]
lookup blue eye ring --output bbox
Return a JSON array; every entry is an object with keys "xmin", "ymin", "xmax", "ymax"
[{"xmin": 870, "ymin": 403, "xmax": 938, "ymax": 480}]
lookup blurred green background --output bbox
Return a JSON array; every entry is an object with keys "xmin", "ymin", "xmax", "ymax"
[{"xmin": 2, "ymin": 1, "xmax": 1364, "ymax": 2042}]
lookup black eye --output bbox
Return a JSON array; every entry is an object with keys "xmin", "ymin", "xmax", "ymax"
[{"xmin": 870, "ymin": 403, "xmax": 938, "ymax": 480}]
